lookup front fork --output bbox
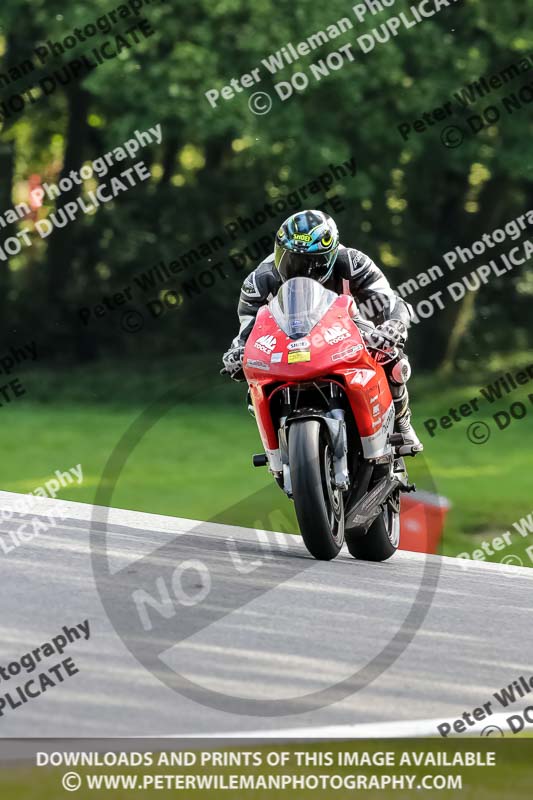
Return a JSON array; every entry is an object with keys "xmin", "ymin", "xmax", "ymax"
[{"xmin": 277, "ymin": 387, "xmax": 350, "ymax": 498}]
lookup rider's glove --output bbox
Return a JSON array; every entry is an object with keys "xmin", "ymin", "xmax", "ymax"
[
  {"xmin": 221, "ymin": 344, "xmax": 245, "ymax": 381},
  {"xmin": 367, "ymin": 319, "xmax": 408, "ymax": 350}
]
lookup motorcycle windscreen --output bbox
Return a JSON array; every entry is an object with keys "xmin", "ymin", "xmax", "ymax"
[{"xmin": 269, "ymin": 276, "xmax": 338, "ymax": 339}]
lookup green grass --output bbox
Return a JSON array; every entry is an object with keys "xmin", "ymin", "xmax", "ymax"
[
  {"xmin": 0, "ymin": 401, "xmax": 283, "ymax": 526},
  {"xmin": 2, "ymin": 355, "xmax": 532, "ymax": 562}
]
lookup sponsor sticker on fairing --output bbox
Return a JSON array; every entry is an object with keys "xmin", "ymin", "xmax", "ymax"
[
  {"xmin": 270, "ymin": 352, "xmax": 282, "ymax": 363},
  {"xmin": 254, "ymin": 335, "xmax": 277, "ymax": 354},
  {"xmin": 331, "ymin": 344, "xmax": 363, "ymax": 362},
  {"xmin": 288, "ymin": 351, "xmax": 311, "ymax": 364},
  {"xmin": 287, "ymin": 339, "xmax": 310, "ymax": 351},
  {"xmin": 324, "ymin": 325, "xmax": 351, "ymax": 345},
  {"xmin": 350, "ymin": 368, "xmax": 375, "ymax": 386},
  {"xmin": 246, "ymin": 358, "xmax": 270, "ymax": 371}
]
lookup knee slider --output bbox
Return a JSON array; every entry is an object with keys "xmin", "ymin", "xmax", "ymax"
[{"xmin": 390, "ymin": 356, "xmax": 411, "ymax": 385}]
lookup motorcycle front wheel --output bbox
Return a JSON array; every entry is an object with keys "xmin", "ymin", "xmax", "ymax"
[{"xmin": 289, "ymin": 419, "xmax": 345, "ymax": 561}]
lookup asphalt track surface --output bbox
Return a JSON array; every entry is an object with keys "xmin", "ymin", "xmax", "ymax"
[{"xmin": 1, "ymin": 491, "xmax": 532, "ymax": 738}]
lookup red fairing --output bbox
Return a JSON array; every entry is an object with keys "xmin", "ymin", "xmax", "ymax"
[{"xmin": 243, "ymin": 295, "xmax": 393, "ymax": 454}]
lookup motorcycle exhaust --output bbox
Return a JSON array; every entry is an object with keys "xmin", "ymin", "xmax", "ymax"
[{"xmin": 344, "ymin": 475, "xmax": 403, "ymax": 532}]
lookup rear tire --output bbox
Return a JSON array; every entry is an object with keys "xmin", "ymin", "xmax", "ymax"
[
  {"xmin": 289, "ymin": 419, "xmax": 344, "ymax": 561},
  {"xmin": 345, "ymin": 493, "xmax": 400, "ymax": 562}
]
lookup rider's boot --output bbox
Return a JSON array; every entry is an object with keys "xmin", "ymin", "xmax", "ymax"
[{"xmin": 392, "ymin": 385, "xmax": 424, "ymax": 456}]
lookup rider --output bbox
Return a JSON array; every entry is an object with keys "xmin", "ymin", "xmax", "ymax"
[{"xmin": 222, "ymin": 209, "xmax": 423, "ymax": 455}]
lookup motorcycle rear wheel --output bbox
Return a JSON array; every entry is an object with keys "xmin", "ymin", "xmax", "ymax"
[{"xmin": 289, "ymin": 419, "xmax": 345, "ymax": 561}]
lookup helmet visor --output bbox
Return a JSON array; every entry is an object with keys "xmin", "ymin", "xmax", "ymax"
[{"xmin": 275, "ymin": 245, "xmax": 337, "ymax": 284}]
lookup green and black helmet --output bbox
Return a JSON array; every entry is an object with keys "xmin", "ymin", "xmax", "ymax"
[{"xmin": 274, "ymin": 210, "xmax": 340, "ymax": 284}]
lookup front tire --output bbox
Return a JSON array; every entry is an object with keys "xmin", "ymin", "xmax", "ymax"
[
  {"xmin": 345, "ymin": 492, "xmax": 400, "ymax": 562},
  {"xmin": 289, "ymin": 419, "xmax": 344, "ymax": 561}
]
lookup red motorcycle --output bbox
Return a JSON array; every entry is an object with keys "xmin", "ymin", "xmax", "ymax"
[{"xmin": 242, "ymin": 277, "xmax": 414, "ymax": 562}]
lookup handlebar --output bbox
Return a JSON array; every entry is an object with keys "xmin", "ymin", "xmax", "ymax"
[{"xmin": 356, "ymin": 320, "xmax": 400, "ymax": 347}]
